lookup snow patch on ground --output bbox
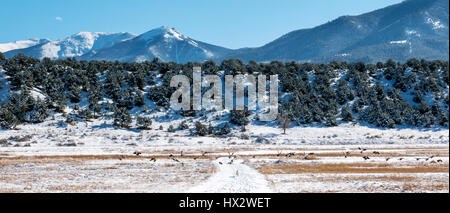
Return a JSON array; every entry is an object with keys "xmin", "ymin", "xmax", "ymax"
[
  {"xmin": 389, "ymin": 40, "xmax": 408, "ymax": 44},
  {"xmin": 426, "ymin": 17, "xmax": 445, "ymax": 30},
  {"xmin": 188, "ymin": 157, "xmax": 273, "ymax": 193}
]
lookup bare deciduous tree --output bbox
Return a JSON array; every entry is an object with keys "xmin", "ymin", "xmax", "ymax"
[{"xmin": 278, "ymin": 112, "xmax": 291, "ymax": 134}]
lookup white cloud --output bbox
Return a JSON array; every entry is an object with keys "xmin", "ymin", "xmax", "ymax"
[{"xmin": 55, "ymin": 16, "xmax": 63, "ymax": 22}]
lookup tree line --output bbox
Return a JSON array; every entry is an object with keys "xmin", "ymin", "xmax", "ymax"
[{"xmin": 0, "ymin": 52, "xmax": 448, "ymax": 133}]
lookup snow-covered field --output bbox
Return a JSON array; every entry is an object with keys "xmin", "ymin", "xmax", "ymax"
[{"xmin": 0, "ymin": 118, "xmax": 448, "ymax": 193}]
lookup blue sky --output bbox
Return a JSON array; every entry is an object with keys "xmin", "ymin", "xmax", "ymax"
[{"xmin": 1, "ymin": 0, "xmax": 403, "ymax": 49}]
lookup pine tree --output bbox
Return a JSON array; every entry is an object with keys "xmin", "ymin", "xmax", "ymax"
[
  {"xmin": 194, "ymin": 121, "xmax": 208, "ymax": 136},
  {"xmin": 134, "ymin": 89, "xmax": 145, "ymax": 107},
  {"xmin": 136, "ymin": 116, "xmax": 152, "ymax": 130},
  {"xmin": 78, "ymin": 108, "xmax": 93, "ymax": 120},
  {"xmin": 135, "ymin": 69, "xmax": 146, "ymax": 90},
  {"xmin": 0, "ymin": 103, "xmax": 18, "ymax": 129},
  {"xmin": 88, "ymin": 84, "xmax": 101, "ymax": 112},
  {"xmin": 230, "ymin": 108, "xmax": 251, "ymax": 131},
  {"xmin": 117, "ymin": 88, "xmax": 134, "ymax": 110},
  {"xmin": 324, "ymin": 112, "xmax": 338, "ymax": 127},
  {"xmin": 341, "ymin": 104, "xmax": 353, "ymax": 122},
  {"xmin": 0, "ymin": 52, "xmax": 5, "ymax": 63},
  {"xmin": 207, "ymin": 123, "xmax": 215, "ymax": 135},
  {"xmin": 178, "ymin": 120, "xmax": 189, "ymax": 130},
  {"xmin": 414, "ymin": 102, "xmax": 435, "ymax": 127},
  {"xmin": 9, "ymin": 89, "xmax": 34, "ymax": 122},
  {"xmin": 336, "ymin": 80, "xmax": 354, "ymax": 105},
  {"xmin": 431, "ymin": 102, "xmax": 449, "ymax": 127},
  {"xmin": 168, "ymin": 125, "xmax": 175, "ymax": 133},
  {"xmin": 217, "ymin": 123, "xmax": 231, "ymax": 135},
  {"xmin": 113, "ymin": 107, "xmax": 132, "ymax": 128},
  {"xmin": 25, "ymin": 98, "xmax": 49, "ymax": 123}
]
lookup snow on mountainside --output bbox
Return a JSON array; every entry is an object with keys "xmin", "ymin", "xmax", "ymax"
[
  {"xmin": 80, "ymin": 26, "xmax": 233, "ymax": 63},
  {"xmin": 221, "ymin": 0, "xmax": 449, "ymax": 63},
  {"xmin": 4, "ymin": 32, "xmax": 136, "ymax": 59},
  {"xmin": 0, "ymin": 38, "xmax": 50, "ymax": 53}
]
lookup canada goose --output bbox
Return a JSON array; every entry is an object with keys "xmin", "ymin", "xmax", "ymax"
[
  {"xmin": 437, "ymin": 159, "xmax": 443, "ymax": 163},
  {"xmin": 219, "ymin": 162, "xmax": 223, "ymax": 165},
  {"xmin": 169, "ymin": 154, "xmax": 173, "ymax": 157},
  {"xmin": 276, "ymin": 151, "xmax": 282, "ymax": 157},
  {"xmin": 416, "ymin": 158, "xmax": 421, "ymax": 161},
  {"xmin": 193, "ymin": 157, "xmax": 197, "ymax": 160},
  {"xmin": 363, "ymin": 156, "xmax": 370, "ymax": 160},
  {"xmin": 172, "ymin": 158, "xmax": 179, "ymax": 162},
  {"xmin": 398, "ymin": 158, "xmax": 404, "ymax": 161},
  {"xmin": 373, "ymin": 151, "xmax": 380, "ymax": 155},
  {"xmin": 386, "ymin": 157, "xmax": 391, "ymax": 161},
  {"xmin": 150, "ymin": 158, "xmax": 156, "ymax": 162},
  {"xmin": 202, "ymin": 152, "xmax": 209, "ymax": 156},
  {"xmin": 180, "ymin": 151, "xmax": 184, "ymax": 157},
  {"xmin": 344, "ymin": 151, "xmax": 350, "ymax": 158},
  {"xmin": 228, "ymin": 152, "xmax": 235, "ymax": 159},
  {"xmin": 133, "ymin": 151, "xmax": 142, "ymax": 156}
]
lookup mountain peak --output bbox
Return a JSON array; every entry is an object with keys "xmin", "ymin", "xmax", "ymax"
[{"xmin": 139, "ymin": 26, "xmax": 187, "ymax": 41}]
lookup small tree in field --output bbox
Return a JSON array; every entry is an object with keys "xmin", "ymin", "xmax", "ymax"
[
  {"xmin": 113, "ymin": 107, "xmax": 132, "ymax": 128},
  {"xmin": 230, "ymin": 107, "xmax": 251, "ymax": 131},
  {"xmin": 136, "ymin": 116, "xmax": 152, "ymax": 130},
  {"xmin": 278, "ymin": 112, "xmax": 291, "ymax": 134}
]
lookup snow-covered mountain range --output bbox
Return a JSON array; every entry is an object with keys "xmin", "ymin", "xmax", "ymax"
[
  {"xmin": 3, "ymin": 32, "xmax": 136, "ymax": 59},
  {"xmin": 1, "ymin": 0, "xmax": 448, "ymax": 63},
  {"xmin": 79, "ymin": 26, "xmax": 233, "ymax": 63},
  {"xmin": 0, "ymin": 38, "xmax": 50, "ymax": 53},
  {"xmin": 222, "ymin": 0, "xmax": 449, "ymax": 63}
]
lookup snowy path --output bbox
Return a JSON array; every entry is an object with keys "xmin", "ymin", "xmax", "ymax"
[{"xmin": 187, "ymin": 157, "xmax": 273, "ymax": 193}]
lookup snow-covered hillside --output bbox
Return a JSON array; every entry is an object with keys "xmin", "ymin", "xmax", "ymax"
[
  {"xmin": 4, "ymin": 32, "xmax": 136, "ymax": 59},
  {"xmin": 0, "ymin": 38, "xmax": 50, "ymax": 53}
]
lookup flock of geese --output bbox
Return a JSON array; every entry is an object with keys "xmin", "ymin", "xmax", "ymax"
[{"xmin": 122, "ymin": 147, "xmax": 445, "ymax": 165}]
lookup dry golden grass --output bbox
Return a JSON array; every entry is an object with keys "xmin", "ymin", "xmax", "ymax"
[
  {"xmin": 199, "ymin": 167, "xmax": 216, "ymax": 174},
  {"xmin": 303, "ymin": 174, "xmax": 432, "ymax": 183},
  {"xmin": 0, "ymin": 154, "xmax": 216, "ymax": 165},
  {"xmin": 249, "ymin": 150, "xmax": 448, "ymax": 159},
  {"xmin": 400, "ymin": 182, "xmax": 448, "ymax": 192},
  {"xmin": 259, "ymin": 162, "xmax": 449, "ymax": 174},
  {"xmin": 0, "ymin": 156, "xmax": 217, "ymax": 193},
  {"xmin": 262, "ymin": 145, "xmax": 448, "ymax": 151}
]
